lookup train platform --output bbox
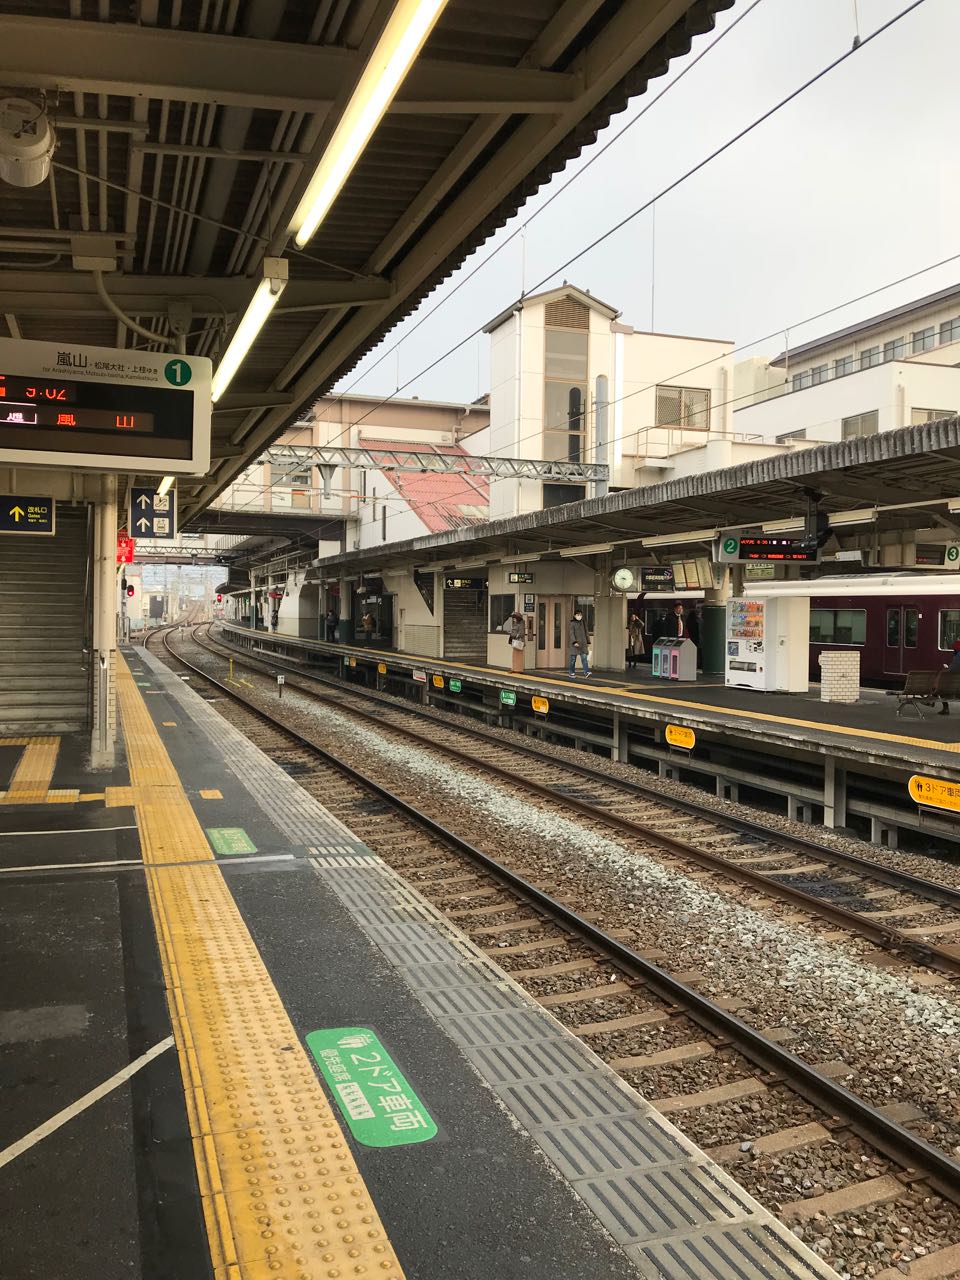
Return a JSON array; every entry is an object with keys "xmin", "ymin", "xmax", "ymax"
[
  {"xmin": 220, "ymin": 624, "xmax": 960, "ymax": 847},
  {"xmin": 0, "ymin": 645, "xmax": 842, "ymax": 1280}
]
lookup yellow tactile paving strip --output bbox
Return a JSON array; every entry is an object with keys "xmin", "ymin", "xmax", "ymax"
[
  {"xmin": 0, "ymin": 736, "xmax": 61, "ymax": 804},
  {"xmin": 324, "ymin": 640, "xmax": 960, "ymax": 757},
  {"xmin": 116, "ymin": 656, "xmax": 405, "ymax": 1280}
]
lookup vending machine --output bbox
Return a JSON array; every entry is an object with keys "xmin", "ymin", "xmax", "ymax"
[{"xmin": 725, "ymin": 596, "xmax": 809, "ymax": 692}]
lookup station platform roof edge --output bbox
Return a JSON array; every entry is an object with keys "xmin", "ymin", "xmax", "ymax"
[{"xmin": 309, "ymin": 417, "xmax": 960, "ymax": 577}]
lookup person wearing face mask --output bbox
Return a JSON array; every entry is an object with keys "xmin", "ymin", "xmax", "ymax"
[{"xmin": 568, "ymin": 608, "xmax": 591, "ymax": 678}]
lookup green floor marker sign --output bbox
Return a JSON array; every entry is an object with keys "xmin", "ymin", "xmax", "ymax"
[
  {"xmin": 306, "ymin": 1027, "xmax": 437, "ymax": 1147},
  {"xmin": 449, "ymin": 677, "xmax": 462, "ymax": 693},
  {"xmin": 206, "ymin": 827, "xmax": 257, "ymax": 855},
  {"xmin": 499, "ymin": 688, "xmax": 517, "ymax": 707}
]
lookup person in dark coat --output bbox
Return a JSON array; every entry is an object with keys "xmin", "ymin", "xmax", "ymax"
[
  {"xmin": 568, "ymin": 609, "xmax": 590, "ymax": 678},
  {"xmin": 938, "ymin": 640, "xmax": 960, "ymax": 714},
  {"xmin": 325, "ymin": 608, "xmax": 338, "ymax": 642}
]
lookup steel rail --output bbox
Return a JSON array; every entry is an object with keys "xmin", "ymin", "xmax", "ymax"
[
  {"xmin": 210, "ymin": 624, "xmax": 960, "ymax": 910},
  {"xmin": 198, "ymin": 625, "xmax": 960, "ymax": 977},
  {"xmin": 156, "ymin": 624, "xmax": 960, "ymax": 1206}
]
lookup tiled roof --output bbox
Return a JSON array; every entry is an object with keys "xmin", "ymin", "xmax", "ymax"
[{"xmin": 364, "ymin": 439, "xmax": 490, "ymax": 534}]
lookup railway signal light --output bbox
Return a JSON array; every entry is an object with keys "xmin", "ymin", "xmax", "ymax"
[
  {"xmin": 216, "ymin": 593, "xmax": 222, "ymax": 603},
  {"xmin": 126, "ymin": 584, "xmax": 135, "ymax": 598}
]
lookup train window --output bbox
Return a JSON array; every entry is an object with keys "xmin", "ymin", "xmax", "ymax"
[
  {"xmin": 886, "ymin": 608, "xmax": 900, "ymax": 647},
  {"xmin": 810, "ymin": 609, "xmax": 866, "ymax": 645},
  {"xmin": 939, "ymin": 610, "xmax": 960, "ymax": 650},
  {"xmin": 904, "ymin": 608, "xmax": 919, "ymax": 648}
]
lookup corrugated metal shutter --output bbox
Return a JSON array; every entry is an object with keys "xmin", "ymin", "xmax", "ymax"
[
  {"xmin": 0, "ymin": 505, "xmax": 91, "ymax": 733},
  {"xmin": 544, "ymin": 297, "xmax": 589, "ymax": 329}
]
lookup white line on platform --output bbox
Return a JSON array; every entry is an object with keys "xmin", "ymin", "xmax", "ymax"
[
  {"xmin": 0, "ymin": 858, "xmax": 144, "ymax": 874},
  {"xmin": 0, "ymin": 1035, "xmax": 175, "ymax": 1170},
  {"xmin": 0, "ymin": 825, "xmax": 138, "ymax": 838}
]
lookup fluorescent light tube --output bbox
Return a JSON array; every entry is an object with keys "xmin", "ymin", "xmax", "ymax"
[
  {"xmin": 156, "ymin": 475, "xmax": 175, "ymax": 498},
  {"xmin": 291, "ymin": 0, "xmax": 449, "ymax": 247},
  {"xmin": 827, "ymin": 509, "xmax": 875, "ymax": 527},
  {"xmin": 642, "ymin": 529, "xmax": 717, "ymax": 548},
  {"xmin": 761, "ymin": 518, "xmax": 804, "ymax": 533},
  {"xmin": 501, "ymin": 553, "xmax": 541, "ymax": 564},
  {"xmin": 211, "ymin": 258, "xmax": 288, "ymax": 402},
  {"xmin": 557, "ymin": 542, "xmax": 614, "ymax": 557}
]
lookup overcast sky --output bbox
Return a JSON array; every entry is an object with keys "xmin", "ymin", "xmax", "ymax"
[{"xmin": 333, "ymin": 0, "xmax": 957, "ymax": 407}]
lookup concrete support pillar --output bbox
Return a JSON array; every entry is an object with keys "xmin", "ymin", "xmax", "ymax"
[
  {"xmin": 594, "ymin": 591, "xmax": 627, "ymax": 672},
  {"xmin": 716, "ymin": 777, "xmax": 739, "ymax": 802},
  {"xmin": 787, "ymin": 795, "xmax": 814, "ymax": 824},
  {"xmin": 339, "ymin": 574, "xmax": 353, "ymax": 643},
  {"xmin": 870, "ymin": 816, "xmax": 899, "ymax": 848},
  {"xmin": 91, "ymin": 474, "xmax": 118, "ymax": 769},
  {"xmin": 248, "ymin": 569, "xmax": 257, "ymax": 629},
  {"xmin": 822, "ymin": 756, "xmax": 847, "ymax": 829}
]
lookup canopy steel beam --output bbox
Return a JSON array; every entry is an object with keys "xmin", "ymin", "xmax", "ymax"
[
  {"xmin": 3, "ymin": 18, "xmax": 577, "ymax": 114},
  {"xmin": 266, "ymin": 443, "xmax": 610, "ymax": 484},
  {"xmin": 0, "ymin": 272, "xmax": 393, "ymax": 317}
]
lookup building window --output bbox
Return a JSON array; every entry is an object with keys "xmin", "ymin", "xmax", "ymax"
[
  {"xmin": 911, "ymin": 326, "xmax": 935, "ymax": 354},
  {"xmin": 810, "ymin": 608, "xmax": 866, "ymax": 645},
  {"xmin": 841, "ymin": 410, "xmax": 879, "ymax": 439},
  {"xmin": 883, "ymin": 338, "xmax": 906, "ymax": 362},
  {"xmin": 655, "ymin": 385, "xmax": 710, "ymax": 429},
  {"xmin": 859, "ymin": 346, "xmax": 881, "ymax": 370},
  {"xmin": 834, "ymin": 356, "xmax": 855, "ymax": 377},
  {"xmin": 911, "ymin": 407, "xmax": 956, "ymax": 425},
  {"xmin": 776, "ymin": 428, "xmax": 807, "ymax": 442},
  {"xmin": 544, "ymin": 325, "xmax": 588, "ymax": 464},
  {"xmin": 542, "ymin": 483, "xmax": 586, "ymax": 508},
  {"xmin": 791, "ymin": 371, "xmax": 813, "ymax": 392},
  {"xmin": 939, "ymin": 316, "xmax": 960, "ymax": 345},
  {"xmin": 810, "ymin": 364, "xmax": 829, "ymax": 385},
  {"xmin": 490, "ymin": 593, "xmax": 516, "ymax": 633}
]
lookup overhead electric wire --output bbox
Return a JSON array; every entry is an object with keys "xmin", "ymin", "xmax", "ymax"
[
  {"xmin": 322, "ymin": 0, "xmax": 930, "ymax": 447},
  {"xmin": 313, "ymin": 0, "xmax": 768, "ymax": 425}
]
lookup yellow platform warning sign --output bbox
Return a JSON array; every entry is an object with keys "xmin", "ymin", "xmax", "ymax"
[
  {"xmin": 908, "ymin": 774, "xmax": 960, "ymax": 813},
  {"xmin": 665, "ymin": 724, "xmax": 696, "ymax": 751}
]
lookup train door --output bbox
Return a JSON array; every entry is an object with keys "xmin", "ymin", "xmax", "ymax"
[
  {"xmin": 883, "ymin": 604, "xmax": 919, "ymax": 675},
  {"xmin": 536, "ymin": 597, "xmax": 566, "ymax": 667}
]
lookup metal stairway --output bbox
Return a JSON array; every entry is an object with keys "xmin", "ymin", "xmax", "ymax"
[{"xmin": 0, "ymin": 505, "xmax": 91, "ymax": 733}]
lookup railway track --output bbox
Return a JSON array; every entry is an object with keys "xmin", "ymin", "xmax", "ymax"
[
  {"xmin": 144, "ymin": 623, "xmax": 960, "ymax": 1280},
  {"xmin": 200, "ymin": 622, "xmax": 960, "ymax": 979}
]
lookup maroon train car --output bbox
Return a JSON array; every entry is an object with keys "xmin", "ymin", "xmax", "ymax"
[{"xmin": 809, "ymin": 593, "xmax": 960, "ymax": 682}]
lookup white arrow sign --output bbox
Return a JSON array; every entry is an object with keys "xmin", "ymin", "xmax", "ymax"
[
  {"xmin": 137, "ymin": 494, "xmax": 151, "ymax": 508},
  {"xmin": 136, "ymin": 517, "xmax": 151, "ymax": 531}
]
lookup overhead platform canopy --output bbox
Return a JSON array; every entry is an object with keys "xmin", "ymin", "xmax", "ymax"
[
  {"xmin": 0, "ymin": 0, "xmax": 733, "ymax": 524},
  {"xmin": 310, "ymin": 418, "xmax": 960, "ymax": 574}
]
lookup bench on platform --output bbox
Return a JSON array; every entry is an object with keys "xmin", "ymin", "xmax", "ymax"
[{"xmin": 890, "ymin": 669, "xmax": 960, "ymax": 717}]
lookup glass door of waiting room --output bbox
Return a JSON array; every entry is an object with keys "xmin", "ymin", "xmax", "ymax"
[
  {"xmin": 884, "ymin": 605, "xmax": 918, "ymax": 675},
  {"xmin": 536, "ymin": 597, "xmax": 566, "ymax": 667}
]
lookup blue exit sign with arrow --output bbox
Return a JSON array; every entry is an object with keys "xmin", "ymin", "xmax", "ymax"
[
  {"xmin": 0, "ymin": 495, "xmax": 55, "ymax": 535},
  {"xmin": 129, "ymin": 484, "xmax": 177, "ymax": 541}
]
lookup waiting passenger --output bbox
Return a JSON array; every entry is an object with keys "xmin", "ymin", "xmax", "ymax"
[
  {"xmin": 626, "ymin": 613, "xmax": 645, "ymax": 668},
  {"xmin": 502, "ymin": 611, "xmax": 526, "ymax": 673},
  {"xmin": 568, "ymin": 609, "xmax": 591, "ymax": 679},
  {"xmin": 938, "ymin": 640, "xmax": 960, "ymax": 714},
  {"xmin": 325, "ymin": 608, "xmax": 338, "ymax": 642},
  {"xmin": 361, "ymin": 611, "xmax": 376, "ymax": 643}
]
